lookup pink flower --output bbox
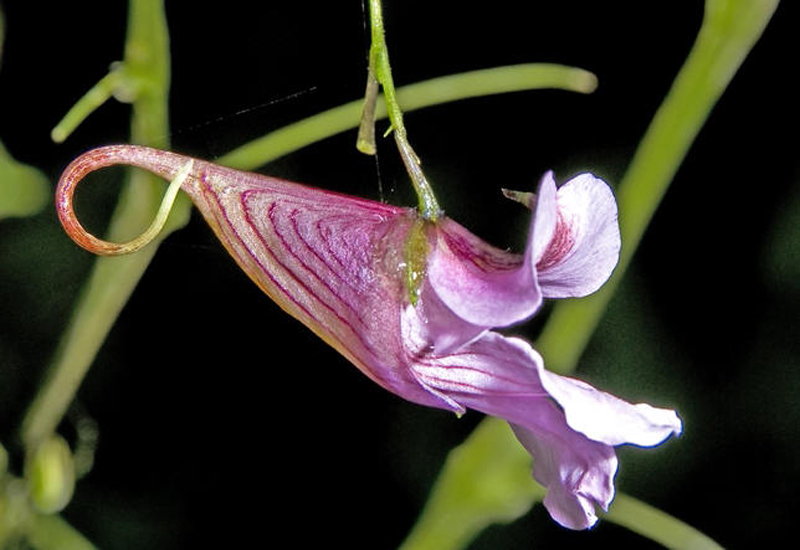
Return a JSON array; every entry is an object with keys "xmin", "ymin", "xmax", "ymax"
[{"xmin": 57, "ymin": 145, "xmax": 681, "ymax": 530}]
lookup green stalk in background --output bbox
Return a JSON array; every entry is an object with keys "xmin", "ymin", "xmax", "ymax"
[
  {"xmin": 400, "ymin": 1, "xmax": 779, "ymax": 548},
  {"xmin": 536, "ymin": 0, "xmax": 781, "ymax": 373},
  {"xmin": 21, "ymin": 0, "xmax": 189, "ymax": 451},
  {"xmin": 219, "ymin": 63, "xmax": 596, "ymax": 170}
]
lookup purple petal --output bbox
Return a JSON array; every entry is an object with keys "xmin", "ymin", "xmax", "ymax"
[
  {"xmin": 412, "ymin": 280, "xmax": 488, "ymax": 354},
  {"xmin": 529, "ymin": 171, "xmax": 559, "ymax": 262},
  {"xmin": 511, "ymin": 421, "xmax": 616, "ymax": 530},
  {"xmin": 408, "ymin": 332, "xmax": 680, "ymax": 529},
  {"xmin": 535, "ymin": 173, "xmax": 621, "ymax": 298},
  {"xmin": 408, "ymin": 333, "xmax": 616, "ymax": 529},
  {"xmin": 408, "ymin": 331, "xmax": 549, "ymax": 400},
  {"xmin": 427, "ymin": 218, "xmax": 541, "ymax": 329},
  {"xmin": 537, "ymin": 368, "xmax": 683, "ymax": 447}
]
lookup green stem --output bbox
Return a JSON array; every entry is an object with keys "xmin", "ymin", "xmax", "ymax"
[
  {"xmin": 604, "ymin": 493, "xmax": 723, "ymax": 550},
  {"xmin": 366, "ymin": 0, "xmax": 403, "ymax": 136},
  {"xmin": 363, "ymin": 0, "xmax": 440, "ymax": 220},
  {"xmin": 218, "ymin": 63, "xmax": 596, "ymax": 170},
  {"xmin": 50, "ymin": 72, "xmax": 121, "ymax": 143},
  {"xmin": 401, "ymin": 1, "xmax": 778, "ymax": 548},
  {"xmin": 398, "ymin": 418, "xmax": 544, "ymax": 550},
  {"xmin": 536, "ymin": 0, "xmax": 780, "ymax": 374},
  {"xmin": 20, "ymin": 0, "xmax": 183, "ymax": 451}
]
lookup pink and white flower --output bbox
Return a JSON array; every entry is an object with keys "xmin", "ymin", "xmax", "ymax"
[{"xmin": 57, "ymin": 145, "xmax": 682, "ymax": 529}]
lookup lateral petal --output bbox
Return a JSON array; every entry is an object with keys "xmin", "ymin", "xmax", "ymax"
[
  {"xmin": 427, "ymin": 218, "xmax": 541, "ymax": 329},
  {"xmin": 536, "ymin": 173, "xmax": 621, "ymax": 298}
]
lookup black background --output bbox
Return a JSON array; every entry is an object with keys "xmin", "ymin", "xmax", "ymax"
[{"xmin": 1, "ymin": 1, "xmax": 798, "ymax": 548}]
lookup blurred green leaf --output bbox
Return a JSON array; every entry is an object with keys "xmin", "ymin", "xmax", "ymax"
[
  {"xmin": 399, "ymin": 418, "xmax": 543, "ymax": 550},
  {"xmin": 0, "ymin": 140, "xmax": 50, "ymax": 220},
  {"xmin": 26, "ymin": 514, "xmax": 98, "ymax": 550}
]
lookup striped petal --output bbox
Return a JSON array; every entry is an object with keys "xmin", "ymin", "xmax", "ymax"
[
  {"xmin": 409, "ymin": 331, "xmax": 680, "ymax": 530},
  {"xmin": 427, "ymin": 217, "xmax": 541, "ymax": 332},
  {"xmin": 408, "ymin": 331, "xmax": 616, "ymax": 529}
]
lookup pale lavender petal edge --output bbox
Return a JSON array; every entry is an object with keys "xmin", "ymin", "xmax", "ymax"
[
  {"xmin": 537, "ymin": 173, "xmax": 621, "ymax": 298},
  {"xmin": 530, "ymin": 170, "xmax": 559, "ymax": 263},
  {"xmin": 511, "ymin": 421, "xmax": 617, "ymax": 530},
  {"xmin": 536, "ymin": 364, "xmax": 683, "ymax": 447},
  {"xmin": 427, "ymin": 218, "xmax": 541, "ymax": 329}
]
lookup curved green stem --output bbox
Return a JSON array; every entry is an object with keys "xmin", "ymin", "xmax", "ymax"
[
  {"xmin": 218, "ymin": 63, "xmax": 596, "ymax": 171},
  {"xmin": 50, "ymin": 71, "xmax": 121, "ymax": 143}
]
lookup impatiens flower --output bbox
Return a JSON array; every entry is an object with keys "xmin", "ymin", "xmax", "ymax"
[{"xmin": 56, "ymin": 145, "xmax": 682, "ymax": 530}]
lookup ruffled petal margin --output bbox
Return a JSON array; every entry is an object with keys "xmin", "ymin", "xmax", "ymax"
[
  {"xmin": 511, "ymin": 419, "xmax": 616, "ymax": 530},
  {"xmin": 409, "ymin": 332, "xmax": 680, "ymax": 530}
]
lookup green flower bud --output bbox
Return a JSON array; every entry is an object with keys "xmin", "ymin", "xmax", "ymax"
[{"xmin": 26, "ymin": 436, "xmax": 75, "ymax": 514}]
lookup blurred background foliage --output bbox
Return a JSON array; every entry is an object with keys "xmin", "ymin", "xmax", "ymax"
[{"xmin": 0, "ymin": 1, "xmax": 797, "ymax": 548}]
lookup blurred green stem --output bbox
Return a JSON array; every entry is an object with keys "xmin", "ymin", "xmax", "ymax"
[
  {"xmin": 401, "ymin": 0, "xmax": 779, "ymax": 548},
  {"xmin": 398, "ymin": 418, "xmax": 544, "ymax": 550},
  {"xmin": 536, "ymin": 0, "xmax": 780, "ymax": 372},
  {"xmin": 219, "ymin": 63, "xmax": 596, "ymax": 170},
  {"xmin": 606, "ymin": 494, "xmax": 723, "ymax": 550},
  {"xmin": 20, "ymin": 0, "xmax": 188, "ymax": 451}
]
